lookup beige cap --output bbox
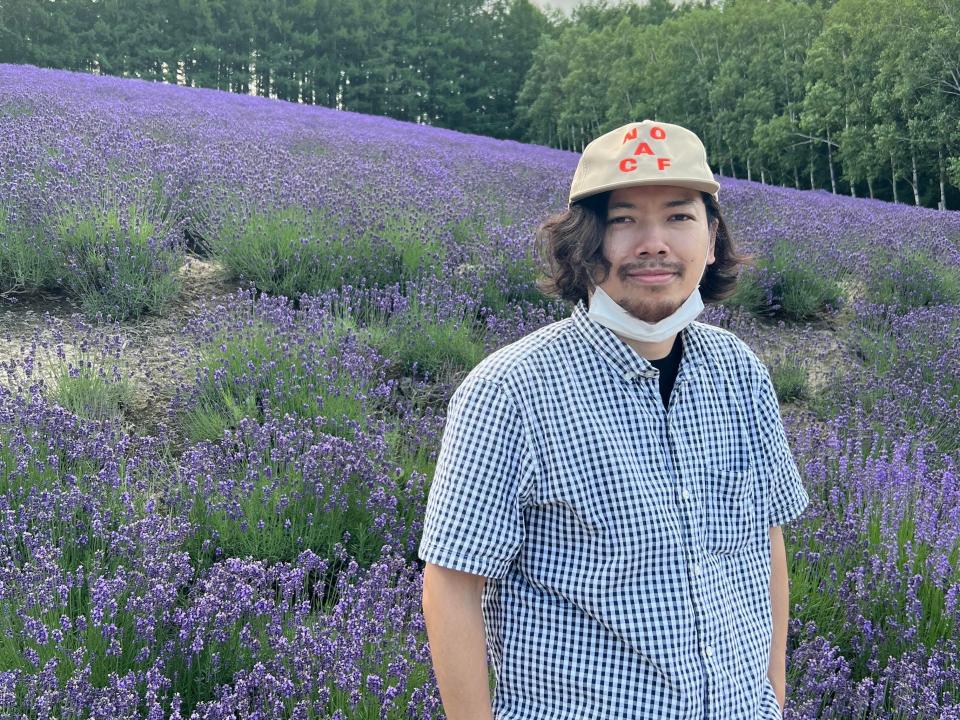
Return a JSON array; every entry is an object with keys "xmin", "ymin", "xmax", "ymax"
[{"xmin": 568, "ymin": 120, "xmax": 720, "ymax": 205}]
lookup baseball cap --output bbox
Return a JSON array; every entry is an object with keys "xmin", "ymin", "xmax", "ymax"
[{"xmin": 568, "ymin": 120, "xmax": 720, "ymax": 205}]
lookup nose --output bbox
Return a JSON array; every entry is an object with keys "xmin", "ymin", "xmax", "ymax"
[{"xmin": 628, "ymin": 220, "xmax": 670, "ymax": 257}]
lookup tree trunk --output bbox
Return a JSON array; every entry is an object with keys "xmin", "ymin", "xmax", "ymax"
[
  {"xmin": 761, "ymin": 168, "xmax": 766, "ymax": 185},
  {"xmin": 850, "ymin": 180, "xmax": 856, "ymax": 198},
  {"xmin": 867, "ymin": 177, "xmax": 875, "ymax": 199},
  {"xmin": 730, "ymin": 158, "xmax": 737, "ymax": 179},
  {"xmin": 809, "ymin": 148, "xmax": 815, "ymax": 189},
  {"xmin": 939, "ymin": 147, "xmax": 947, "ymax": 210},
  {"xmin": 890, "ymin": 153, "xmax": 899, "ymax": 204},
  {"xmin": 911, "ymin": 147, "xmax": 920, "ymax": 206},
  {"xmin": 826, "ymin": 129, "xmax": 837, "ymax": 194},
  {"xmin": 747, "ymin": 157, "xmax": 752, "ymax": 182},
  {"xmin": 793, "ymin": 165, "xmax": 800, "ymax": 189}
]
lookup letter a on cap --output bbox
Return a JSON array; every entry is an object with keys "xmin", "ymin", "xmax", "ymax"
[{"xmin": 622, "ymin": 127, "xmax": 638, "ymax": 144}]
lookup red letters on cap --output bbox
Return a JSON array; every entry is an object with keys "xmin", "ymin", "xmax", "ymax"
[{"xmin": 618, "ymin": 125, "xmax": 670, "ymax": 173}]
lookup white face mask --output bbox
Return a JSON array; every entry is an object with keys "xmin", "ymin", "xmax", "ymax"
[{"xmin": 587, "ymin": 284, "xmax": 704, "ymax": 343}]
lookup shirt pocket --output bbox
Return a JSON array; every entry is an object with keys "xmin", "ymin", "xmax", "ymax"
[{"xmin": 700, "ymin": 465, "xmax": 756, "ymax": 555}]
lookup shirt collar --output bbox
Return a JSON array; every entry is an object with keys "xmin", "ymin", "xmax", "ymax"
[{"xmin": 570, "ymin": 299, "xmax": 708, "ymax": 382}]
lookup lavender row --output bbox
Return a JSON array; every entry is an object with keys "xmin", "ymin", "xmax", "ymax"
[{"xmin": 1, "ymin": 62, "xmax": 960, "ymax": 717}]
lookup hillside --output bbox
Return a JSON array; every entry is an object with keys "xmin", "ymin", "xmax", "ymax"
[{"xmin": 0, "ymin": 63, "xmax": 959, "ymax": 719}]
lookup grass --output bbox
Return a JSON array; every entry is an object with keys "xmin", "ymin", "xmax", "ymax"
[
  {"xmin": 178, "ymin": 316, "xmax": 382, "ymax": 445},
  {"xmin": 726, "ymin": 240, "xmax": 843, "ymax": 321},
  {"xmin": 865, "ymin": 250, "xmax": 960, "ymax": 311},
  {"xmin": 211, "ymin": 205, "xmax": 446, "ymax": 301},
  {"xmin": 331, "ymin": 289, "xmax": 487, "ymax": 384},
  {"xmin": 183, "ymin": 445, "xmax": 388, "ymax": 571},
  {"xmin": 0, "ymin": 209, "xmax": 63, "ymax": 296},
  {"xmin": 52, "ymin": 202, "xmax": 184, "ymax": 321},
  {"xmin": 50, "ymin": 363, "xmax": 137, "ymax": 423},
  {"xmin": 770, "ymin": 358, "xmax": 809, "ymax": 403}
]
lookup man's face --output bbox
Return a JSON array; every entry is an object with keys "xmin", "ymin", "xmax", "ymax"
[{"xmin": 594, "ymin": 184, "xmax": 717, "ymax": 323}]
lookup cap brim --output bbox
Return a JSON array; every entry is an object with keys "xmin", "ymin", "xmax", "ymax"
[{"xmin": 569, "ymin": 176, "xmax": 720, "ymax": 205}]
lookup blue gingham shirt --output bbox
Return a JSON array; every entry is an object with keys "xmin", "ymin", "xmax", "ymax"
[{"xmin": 419, "ymin": 300, "xmax": 809, "ymax": 720}]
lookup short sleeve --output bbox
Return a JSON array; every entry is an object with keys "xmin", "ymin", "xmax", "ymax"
[
  {"xmin": 752, "ymin": 360, "xmax": 810, "ymax": 527},
  {"xmin": 418, "ymin": 375, "xmax": 535, "ymax": 579}
]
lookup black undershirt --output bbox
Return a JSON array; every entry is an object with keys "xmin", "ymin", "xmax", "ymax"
[{"xmin": 649, "ymin": 334, "xmax": 683, "ymax": 409}]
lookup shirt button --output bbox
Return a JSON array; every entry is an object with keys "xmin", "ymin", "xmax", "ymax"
[
  {"xmin": 681, "ymin": 488, "xmax": 690, "ymax": 501},
  {"xmin": 704, "ymin": 644, "xmax": 714, "ymax": 658}
]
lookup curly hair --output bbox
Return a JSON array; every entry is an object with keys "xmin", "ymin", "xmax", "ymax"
[{"xmin": 534, "ymin": 191, "xmax": 749, "ymax": 306}]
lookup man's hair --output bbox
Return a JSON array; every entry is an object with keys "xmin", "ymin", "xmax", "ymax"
[{"xmin": 533, "ymin": 191, "xmax": 749, "ymax": 306}]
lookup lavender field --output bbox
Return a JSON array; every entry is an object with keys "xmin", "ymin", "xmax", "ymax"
[{"xmin": 1, "ymin": 63, "xmax": 959, "ymax": 719}]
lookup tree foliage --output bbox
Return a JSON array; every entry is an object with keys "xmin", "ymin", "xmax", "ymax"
[
  {"xmin": 1, "ymin": 0, "xmax": 958, "ymax": 207},
  {"xmin": 0, "ymin": 0, "xmax": 547, "ymax": 140}
]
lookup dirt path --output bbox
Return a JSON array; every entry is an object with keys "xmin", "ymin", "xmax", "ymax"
[
  {"xmin": 0, "ymin": 257, "xmax": 245, "ymax": 440},
  {"xmin": 0, "ymin": 260, "xmax": 857, "ymax": 451}
]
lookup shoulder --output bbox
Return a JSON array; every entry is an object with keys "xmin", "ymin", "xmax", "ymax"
[
  {"xmin": 453, "ymin": 315, "xmax": 576, "ymax": 401},
  {"xmin": 686, "ymin": 320, "xmax": 767, "ymax": 387}
]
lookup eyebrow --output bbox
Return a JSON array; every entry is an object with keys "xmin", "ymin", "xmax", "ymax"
[{"xmin": 608, "ymin": 198, "xmax": 698, "ymax": 211}]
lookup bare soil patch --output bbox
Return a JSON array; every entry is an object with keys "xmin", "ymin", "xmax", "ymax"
[{"xmin": 0, "ymin": 257, "xmax": 245, "ymax": 441}]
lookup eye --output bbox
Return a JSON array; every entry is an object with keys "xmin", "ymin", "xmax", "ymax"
[
  {"xmin": 669, "ymin": 213, "xmax": 694, "ymax": 222},
  {"xmin": 607, "ymin": 216, "xmax": 631, "ymax": 224}
]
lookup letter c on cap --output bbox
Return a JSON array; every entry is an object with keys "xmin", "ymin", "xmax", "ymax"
[{"xmin": 619, "ymin": 158, "xmax": 638, "ymax": 172}]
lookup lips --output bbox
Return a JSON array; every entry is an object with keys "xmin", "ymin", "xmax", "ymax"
[{"xmin": 625, "ymin": 270, "xmax": 677, "ymax": 284}]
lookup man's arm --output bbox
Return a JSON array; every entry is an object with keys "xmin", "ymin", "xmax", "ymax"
[
  {"xmin": 768, "ymin": 525, "xmax": 788, "ymax": 711},
  {"xmin": 422, "ymin": 562, "xmax": 495, "ymax": 720}
]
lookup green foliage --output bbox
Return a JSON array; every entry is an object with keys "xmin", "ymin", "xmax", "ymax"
[
  {"xmin": 211, "ymin": 206, "xmax": 445, "ymax": 300},
  {"xmin": 184, "ymin": 445, "xmax": 387, "ymax": 571},
  {"xmin": 179, "ymin": 317, "xmax": 380, "ymax": 445},
  {"xmin": 8, "ymin": 0, "xmax": 960, "ymax": 205},
  {"xmin": 724, "ymin": 266, "xmax": 768, "ymax": 316},
  {"xmin": 865, "ymin": 250, "xmax": 960, "ymax": 311},
  {"xmin": 3, "ymin": 0, "xmax": 549, "ymax": 141},
  {"xmin": 726, "ymin": 241, "xmax": 843, "ymax": 321},
  {"xmin": 0, "ymin": 210, "xmax": 62, "ymax": 296},
  {"xmin": 51, "ymin": 364, "xmax": 137, "ymax": 423},
  {"xmin": 479, "ymin": 260, "xmax": 550, "ymax": 314},
  {"xmin": 52, "ymin": 203, "xmax": 183, "ymax": 321},
  {"xmin": 376, "ymin": 304, "xmax": 487, "ymax": 383},
  {"xmin": 333, "ymin": 293, "xmax": 486, "ymax": 384},
  {"xmin": 769, "ymin": 358, "xmax": 809, "ymax": 403}
]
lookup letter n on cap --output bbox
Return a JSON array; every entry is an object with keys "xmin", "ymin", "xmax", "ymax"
[{"xmin": 622, "ymin": 127, "xmax": 638, "ymax": 144}]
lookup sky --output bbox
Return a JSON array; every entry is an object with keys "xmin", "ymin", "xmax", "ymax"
[
  {"xmin": 532, "ymin": 0, "xmax": 682, "ymax": 17},
  {"xmin": 533, "ymin": 0, "xmax": 622, "ymax": 14}
]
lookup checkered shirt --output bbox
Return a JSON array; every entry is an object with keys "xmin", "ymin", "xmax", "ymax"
[{"xmin": 419, "ymin": 300, "xmax": 810, "ymax": 720}]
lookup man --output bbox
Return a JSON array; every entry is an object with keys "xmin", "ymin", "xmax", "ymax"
[{"xmin": 418, "ymin": 120, "xmax": 809, "ymax": 720}]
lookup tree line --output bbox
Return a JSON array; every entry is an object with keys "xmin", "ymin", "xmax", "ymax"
[{"xmin": 1, "ymin": 0, "xmax": 959, "ymax": 209}]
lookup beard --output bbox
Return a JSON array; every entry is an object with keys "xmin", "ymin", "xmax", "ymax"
[
  {"xmin": 614, "ymin": 261, "xmax": 687, "ymax": 323},
  {"xmin": 617, "ymin": 294, "xmax": 683, "ymax": 323}
]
